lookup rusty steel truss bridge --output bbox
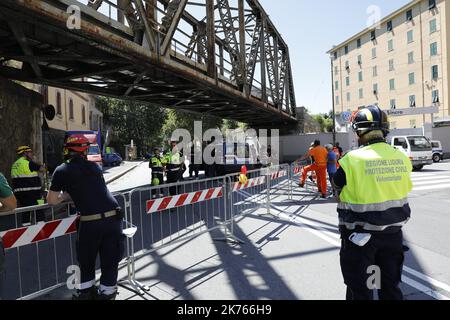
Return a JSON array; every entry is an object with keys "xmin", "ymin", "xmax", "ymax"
[{"xmin": 0, "ymin": 0, "xmax": 298, "ymax": 128}]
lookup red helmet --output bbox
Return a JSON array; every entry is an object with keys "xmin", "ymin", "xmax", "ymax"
[{"xmin": 64, "ymin": 134, "xmax": 90, "ymax": 153}]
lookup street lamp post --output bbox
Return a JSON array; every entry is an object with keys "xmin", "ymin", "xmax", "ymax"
[{"xmin": 330, "ymin": 55, "xmax": 337, "ymax": 146}]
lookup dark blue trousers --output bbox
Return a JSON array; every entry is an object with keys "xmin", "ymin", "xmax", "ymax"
[
  {"xmin": 77, "ymin": 217, "xmax": 123, "ymax": 287},
  {"xmin": 340, "ymin": 230, "xmax": 404, "ymax": 300}
]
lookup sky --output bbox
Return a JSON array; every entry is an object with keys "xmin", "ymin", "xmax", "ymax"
[{"xmin": 259, "ymin": 0, "xmax": 411, "ymax": 115}]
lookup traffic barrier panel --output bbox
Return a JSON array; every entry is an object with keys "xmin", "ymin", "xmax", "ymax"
[
  {"xmin": 0, "ymin": 193, "xmax": 128, "ymax": 300},
  {"xmin": 128, "ymin": 174, "xmax": 239, "ymax": 260}
]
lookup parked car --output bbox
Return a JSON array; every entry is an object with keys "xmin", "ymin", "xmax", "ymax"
[
  {"xmin": 390, "ymin": 135, "xmax": 433, "ymax": 171},
  {"xmin": 102, "ymin": 153, "xmax": 123, "ymax": 167},
  {"xmin": 431, "ymin": 140, "xmax": 444, "ymax": 163}
]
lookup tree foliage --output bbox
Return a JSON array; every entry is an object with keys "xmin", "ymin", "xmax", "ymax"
[{"xmin": 97, "ymin": 97, "xmax": 166, "ymax": 156}]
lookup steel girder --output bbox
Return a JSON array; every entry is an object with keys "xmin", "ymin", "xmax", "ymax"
[{"xmin": 0, "ymin": 0, "xmax": 298, "ymax": 125}]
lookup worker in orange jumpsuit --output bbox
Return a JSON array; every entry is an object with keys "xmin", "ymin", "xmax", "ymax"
[{"xmin": 297, "ymin": 140, "xmax": 328, "ymax": 198}]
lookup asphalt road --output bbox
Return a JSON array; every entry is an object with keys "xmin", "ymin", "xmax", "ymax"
[{"xmin": 31, "ymin": 160, "xmax": 450, "ymax": 300}]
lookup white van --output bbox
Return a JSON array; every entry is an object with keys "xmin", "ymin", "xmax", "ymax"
[{"xmin": 390, "ymin": 136, "xmax": 433, "ymax": 171}]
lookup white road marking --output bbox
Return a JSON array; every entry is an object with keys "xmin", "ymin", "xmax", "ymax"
[
  {"xmin": 413, "ymin": 179, "xmax": 450, "ymax": 186},
  {"xmin": 241, "ymin": 181, "xmax": 450, "ymax": 300},
  {"xmin": 411, "ymin": 176, "xmax": 450, "ymax": 182},
  {"xmin": 413, "ymin": 183, "xmax": 450, "ymax": 191}
]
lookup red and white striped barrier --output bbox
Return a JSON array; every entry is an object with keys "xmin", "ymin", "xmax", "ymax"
[
  {"xmin": 0, "ymin": 215, "xmax": 78, "ymax": 249},
  {"xmin": 146, "ymin": 187, "xmax": 223, "ymax": 214},
  {"xmin": 293, "ymin": 166, "xmax": 302, "ymax": 175},
  {"xmin": 271, "ymin": 170, "xmax": 287, "ymax": 180},
  {"xmin": 233, "ymin": 176, "xmax": 266, "ymax": 192}
]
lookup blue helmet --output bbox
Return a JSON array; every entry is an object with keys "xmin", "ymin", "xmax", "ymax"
[{"xmin": 351, "ymin": 105, "xmax": 390, "ymax": 137}]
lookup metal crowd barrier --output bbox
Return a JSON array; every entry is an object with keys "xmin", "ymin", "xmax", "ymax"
[
  {"xmin": 1, "ymin": 164, "xmax": 295, "ymax": 299},
  {"xmin": 0, "ymin": 193, "xmax": 129, "ymax": 300}
]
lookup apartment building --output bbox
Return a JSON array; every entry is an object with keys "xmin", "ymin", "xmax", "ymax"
[{"xmin": 328, "ymin": 0, "xmax": 450, "ymax": 130}]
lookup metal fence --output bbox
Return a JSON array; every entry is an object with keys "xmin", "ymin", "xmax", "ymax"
[
  {"xmin": 0, "ymin": 193, "xmax": 127, "ymax": 300},
  {"xmin": 1, "ymin": 164, "xmax": 294, "ymax": 299}
]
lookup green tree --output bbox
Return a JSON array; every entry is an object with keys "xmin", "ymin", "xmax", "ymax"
[{"xmin": 98, "ymin": 97, "xmax": 166, "ymax": 156}]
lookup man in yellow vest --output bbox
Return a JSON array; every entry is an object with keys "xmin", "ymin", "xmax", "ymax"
[
  {"xmin": 333, "ymin": 105, "xmax": 412, "ymax": 300},
  {"xmin": 11, "ymin": 146, "xmax": 45, "ymax": 224},
  {"xmin": 164, "ymin": 141, "xmax": 183, "ymax": 195}
]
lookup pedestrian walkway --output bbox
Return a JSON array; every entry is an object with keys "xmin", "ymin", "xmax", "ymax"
[{"xmin": 410, "ymin": 172, "xmax": 450, "ymax": 192}]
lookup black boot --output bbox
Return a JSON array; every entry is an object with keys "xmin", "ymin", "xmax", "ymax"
[
  {"xmin": 72, "ymin": 287, "xmax": 99, "ymax": 300},
  {"xmin": 97, "ymin": 290, "xmax": 118, "ymax": 300}
]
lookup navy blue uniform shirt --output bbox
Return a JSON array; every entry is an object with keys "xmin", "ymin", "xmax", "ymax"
[{"xmin": 50, "ymin": 157, "xmax": 118, "ymax": 215}]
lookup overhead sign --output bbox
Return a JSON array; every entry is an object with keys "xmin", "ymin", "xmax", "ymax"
[{"xmin": 387, "ymin": 106, "xmax": 439, "ymax": 117}]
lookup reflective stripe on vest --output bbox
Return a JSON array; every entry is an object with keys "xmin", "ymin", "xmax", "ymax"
[
  {"xmin": 339, "ymin": 218, "xmax": 410, "ymax": 232},
  {"xmin": 11, "ymin": 157, "xmax": 35, "ymax": 178},
  {"xmin": 338, "ymin": 142, "xmax": 412, "ymax": 231},
  {"xmin": 11, "ymin": 157, "xmax": 41, "ymax": 193},
  {"xmin": 337, "ymin": 198, "xmax": 409, "ymax": 213}
]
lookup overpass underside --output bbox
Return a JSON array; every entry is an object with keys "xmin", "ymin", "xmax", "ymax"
[{"xmin": 0, "ymin": 0, "xmax": 299, "ymax": 128}]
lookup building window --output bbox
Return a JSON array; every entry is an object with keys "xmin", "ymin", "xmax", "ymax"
[
  {"xmin": 391, "ymin": 121, "xmax": 397, "ymax": 129},
  {"xmin": 410, "ymin": 119, "xmax": 417, "ymax": 128},
  {"xmin": 344, "ymin": 45, "xmax": 349, "ymax": 55},
  {"xmin": 333, "ymin": 51, "xmax": 338, "ymax": 60},
  {"xmin": 357, "ymin": 38, "xmax": 361, "ymax": 48},
  {"xmin": 82, "ymin": 105, "xmax": 86, "ymax": 125},
  {"xmin": 408, "ymin": 51, "xmax": 414, "ymax": 64},
  {"xmin": 408, "ymin": 72, "xmax": 415, "ymax": 85},
  {"xmin": 346, "ymin": 76, "xmax": 350, "ymax": 86},
  {"xmin": 345, "ymin": 60, "xmax": 350, "ymax": 72},
  {"xmin": 430, "ymin": 19, "xmax": 437, "ymax": 34},
  {"xmin": 407, "ymin": 30, "xmax": 414, "ymax": 43},
  {"xmin": 69, "ymin": 98, "xmax": 74, "ymax": 120},
  {"xmin": 372, "ymin": 66, "xmax": 378, "ymax": 77},
  {"xmin": 431, "ymin": 65, "xmax": 439, "ymax": 80},
  {"xmin": 430, "ymin": 42, "xmax": 438, "ymax": 56},
  {"xmin": 89, "ymin": 111, "xmax": 93, "ymax": 123},
  {"xmin": 429, "ymin": 0, "xmax": 436, "ymax": 10},
  {"xmin": 335, "ymin": 81, "xmax": 339, "ymax": 90},
  {"xmin": 358, "ymin": 71, "xmax": 363, "ymax": 82},
  {"xmin": 390, "ymin": 99, "xmax": 396, "ymax": 109},
  {"xmin": 406, "ymin": 9, "xmax": 413, "ymax": 21},
  {"xmin": 371, "ymin": 30, "xmax": 376, "ymax": 41},
  {"xmin": 409, "ymin": 95, "xmax": 416, "ymax": 107},
  {"xmin": 389, "ymin": 59, "xmax": 394, "ymax": 71},
  {"xmin": 347, "ymin": 92, "xmax": 351, "ymax": 102},
  {"xmin": 372, "ymin": 48, "xmax": 377, "ymax": 59},
  {"xmin": 357, "ymin": 55, "xmax": 362, "ymax": 65},
  {"xmin": 56, "ymin": 91, "xmax": 62, "ymax": 115},
  {"xmin": 334, "ymin": 66, "xmax": 339, "ymax": 76},
  {"xmin": 388, "ymin": 39, "xmax": 394, "ymax": 52},
  {"xmin": 336, "ymin": 96, "xmax": 340, "ymax": 105},
  {"xmin": 387, "ymin": 20, "xmax": 393, "ymax": 32},
  {"xmin": 359, "ymin": 88, "xmax": 364, "ymax": 99},
  {"xmin": 373, "ymin": 83, "xmax": 378, "ymax": 94},
  {"xmin": 432, "ymin": 90, "xmax": 440, "ymax": 103},
  {"xmin": 389, "ymin": 78, "xmax": 395, "ymax": 91}
]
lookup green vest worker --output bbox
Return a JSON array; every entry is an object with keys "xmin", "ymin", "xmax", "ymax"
[
  {"xmin": 150, "ymin": 147, "xmax": 166, "ymax": 186},
  {"xmin": 11, "ymin": 146, "xmax": 45, "ymax": 224},
  {"xmin": 165, "ymin": 141, "xmax": 183, "ymax": 195},
  {"xmin": 333, "ymin": 105, "xmax": 413, "ymax": 301}
]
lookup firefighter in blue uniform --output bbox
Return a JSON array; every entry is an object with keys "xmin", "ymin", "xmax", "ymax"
[
  {"xmin": 47, "ymin": 134, "xmax": 123, "ymax": 300},
  {"xmin": 333, "ymin": 105, "xmax": 413, "ymax": 300}
]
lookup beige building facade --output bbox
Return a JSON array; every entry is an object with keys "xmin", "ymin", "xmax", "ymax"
[
  {"xmin": 328, "ymin": 0, "xmax": 450, "ymax": 130},
  {"xmin": 45, "ymin": 87, "xmax": 96, "ymax": 131}
]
